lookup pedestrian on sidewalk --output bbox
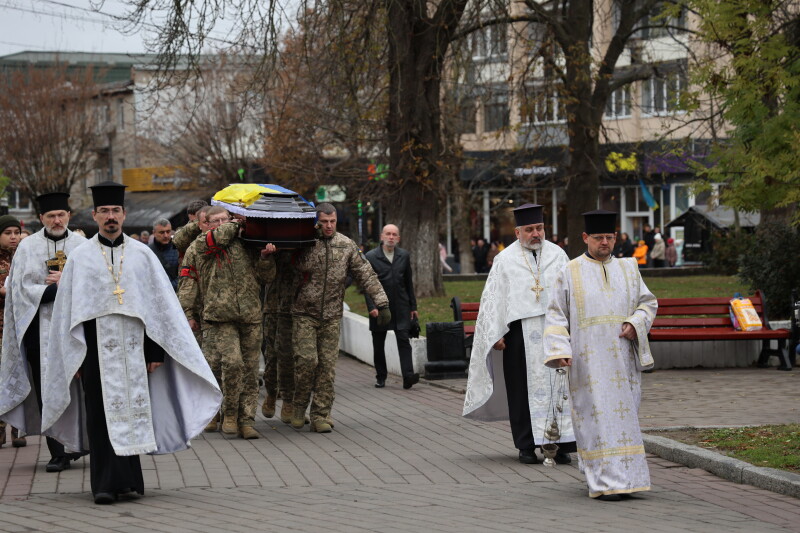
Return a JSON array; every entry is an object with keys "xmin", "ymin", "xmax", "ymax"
[
  {"xmin": 364, "ymin": 224, "xmax": 420, "ymax": 389},
  {"xmin": 290, "ymin": 203, "xmax": 390, "ymax": 433},
  {"xmin": 40, "ymin": 181, "xmax": 222, "ymax": 505},
  {"xmin": 463, "ymin": 203, "xmax": 576, "ymax": 465},
  {"xmin": 0, "ymin": 194, "xmax": 87, "ymax": 464},
  {"xmin": 544, "ymin": 210, "xmax": 657, "ymax": 502}
]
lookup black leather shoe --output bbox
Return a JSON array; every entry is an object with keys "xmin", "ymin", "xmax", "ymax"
[
  {"xmin": 596, "ymin": 494, "xmax": 622, "ymax": 502},
  {"xmin": 93, "ymin": 492, "xmax": 116, "ymax": 505},
  {"xmin": 554, "ymin": 451, "xmax": 572, "ymax": 464},
  {"xmin": 518, "ymin": 448, "xmax": 539, "ymax": 464},
  {"xmin": 403, "ymin": 373, "xmax": 420, "ymax": 390},
  {"xmin": 375, "ymin": 378, "xmax": 385, "ymax": 388},
  {"xmin": 45, "ymin": 456, "xmax": 71, "ymax": 473}
]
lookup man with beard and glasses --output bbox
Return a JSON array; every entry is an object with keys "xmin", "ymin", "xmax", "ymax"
[
  {"xmin": 463, "ymin": 203, "xmax": 576, "ymax": 465},
  {"xmin": 40, "ymin": 181, "xmax": 221, "ymax": 504},
  {"xmin": 0, "ymin": 193, "xmax": 87, "ymax": 471}
]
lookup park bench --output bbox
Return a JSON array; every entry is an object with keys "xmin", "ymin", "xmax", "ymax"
[
  {"xmin": 450, "ymin": 296, "xmax": 479, "ymax": 351},
  {"xmin": 452, "ymin": 291, "xmax": 794, "ymax": 370},
  {"xmin": 650, "ymin": 291, "xmax": 793, "ymax": 371}
]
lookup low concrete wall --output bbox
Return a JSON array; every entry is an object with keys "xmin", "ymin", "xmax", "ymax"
[{"xmin": 339, "ymin": 311, "xmax": 428, "ymax": 377}]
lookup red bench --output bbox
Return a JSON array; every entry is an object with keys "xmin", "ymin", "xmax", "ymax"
[
  {"xmin": 450, "ymin": 297, "xmax": 479, "ymax": 349},
  {"xmin": 650, "ymin": 291, "xmax": 793, "ymax": 370}
]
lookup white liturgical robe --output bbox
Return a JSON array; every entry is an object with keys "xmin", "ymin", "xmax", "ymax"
[
  {"xmin": 41, "ymin": 235, "xmax": 222, "ymax": 456},
  {"xmin": 463, "ymin": 239, "xmax": 574, "ymax": 446},
  {"xmin": 544, "ymin": 254, "xmax": 657, "ymax": 498}
]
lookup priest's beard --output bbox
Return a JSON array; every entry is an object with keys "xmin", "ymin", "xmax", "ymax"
[
  {"xmin": 44, "ymin": 225, "xmax": 67, "ymax": 238},
  {"xmin": 520, "ymin": 240, "xmax": 543, "ymax": 251}
]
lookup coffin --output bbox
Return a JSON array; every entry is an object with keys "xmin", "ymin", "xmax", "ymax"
[{"xmin": 211, "ymin": 184, "xmax": 317, "ymax": 249}]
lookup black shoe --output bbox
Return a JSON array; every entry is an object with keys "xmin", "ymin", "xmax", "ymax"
[
  {"xmin": 518, "ymin": 448, "xmax": 539, "ymax": 464},
  {"xmin": 93, "ymin": 492, "xmax": 116, "ymax": 505},
  {"xmin": 375, "ymin": 378, "xmax": 385, "ymax": 388},
  {"xmin": 45, "ymin": 456, "xmax": 71, "ymax": 473},
  {"xmin": 596, "ymin": 494, "xmax": 622, "ymax": 502},
  {"xmin": 554, "ymin": 451, "xmax": 572, "ymax": 464},
  {"xmin": 403, "ymin": 373, "xmax": 420, "ymax": 390}
]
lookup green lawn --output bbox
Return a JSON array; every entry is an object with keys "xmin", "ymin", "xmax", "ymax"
[{"xmin": 345, "ymin": 275, "xmax": 752, "ymax": 336}]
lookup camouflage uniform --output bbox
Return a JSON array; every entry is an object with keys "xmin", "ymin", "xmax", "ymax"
[
  {"xmin": 175, "ymin": 221, "xmax": 204, "ymax": 345},
  {"xmin": 263, "ymin": 251, "xmax": 299, "ymax": 403},
  {"xmin": 291, "ymin": 231, "xmax": 388, "ymax": 426},
  {"xmin": 178, "ymin": 221, "xmax": 275, "ymax": 428}
]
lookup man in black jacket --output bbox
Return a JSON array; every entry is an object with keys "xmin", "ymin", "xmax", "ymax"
[{"xmin": 364, "ymin": 224, "xmax": 420, "ymax": 389}]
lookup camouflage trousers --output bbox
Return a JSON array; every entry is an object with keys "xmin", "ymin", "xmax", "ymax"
[
  {"xmin": 291, "ymin": 315, "xmax": 341, "ymax": 423},
  {"xmin": 263, "ymin": 313, "xmax": 295, "ymax": 401},
  {"xmin": 203, "ymin": 320, "xmax": 262, "ymax": 427}
]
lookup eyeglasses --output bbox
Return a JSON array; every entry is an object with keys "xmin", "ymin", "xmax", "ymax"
[{"xmin": 589, "ymin": 234, "xmax": 616, "ymax": 242}]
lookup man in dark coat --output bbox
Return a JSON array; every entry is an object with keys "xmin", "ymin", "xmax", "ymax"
[{"xmin": 364, "ymin": 224, "xmax": 419, "ymax": 389}]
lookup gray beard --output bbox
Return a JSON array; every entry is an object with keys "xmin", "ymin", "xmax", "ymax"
[
  {"xmin": 521, "ymin": 241, "xmax": 543, "ymax": 251},
  {"xmin": 46, "ymin": 227, "xmax": 67, "ymax": 238}
]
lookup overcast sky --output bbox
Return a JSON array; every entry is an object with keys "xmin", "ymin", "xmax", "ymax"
[{"xmin": 0, "ymin": 0, "xmax": 157, "ymax": 57}]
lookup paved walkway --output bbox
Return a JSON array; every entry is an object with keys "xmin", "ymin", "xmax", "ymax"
[{"xmin": 0, "ymin": 359, "xmax": 798, "ymax": 532}]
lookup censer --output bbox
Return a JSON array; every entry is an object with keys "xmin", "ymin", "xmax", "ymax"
[{"xmin": 542, "ymin": 368, "xmax": 569, "ymax": 467}]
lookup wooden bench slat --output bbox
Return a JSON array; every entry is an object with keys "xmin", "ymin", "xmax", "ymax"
[
  {"xmin": 656, "ymin": 305, "xmax": 736, "ymax": 316},
  {"xmin": 657, "ymin": 296, "xmax": 763, "ymax": 306},
  {"xmin": 650, "ymin": 327, "xmax": 789, "ymax": 341},
  {"xmin": 653, "ymin": 317, "xmax": 732, "ymax": 327}
]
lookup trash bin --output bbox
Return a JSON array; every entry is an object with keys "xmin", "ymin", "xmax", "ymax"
[{"xmin": 424, "ymin": 321, "xmax": 468, "ymax": 380}]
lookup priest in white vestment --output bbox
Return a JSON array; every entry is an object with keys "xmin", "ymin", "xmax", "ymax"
[
  {"xmin": 544, "ymin": 210, "xmax": 657, "ymax": 501},
  {"xmin": 41, "ymin": 181, "xmax": 222, "ymax": 505},
  {"xmin": 463, "ymin": 204, "xmax": 575, "ymax": 465},
  {"xmin": 0, "ymin": 192, "xmax": 87, "ymax": 472}
]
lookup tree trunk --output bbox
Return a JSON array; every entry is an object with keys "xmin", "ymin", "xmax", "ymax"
[{"xmin": 451, "ymin": 179, "xmax": 475, "ymax": 274}]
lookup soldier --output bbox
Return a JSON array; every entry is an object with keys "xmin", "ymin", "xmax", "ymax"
[
  {"xmin": 178, "ymin": 206, "xmax": 276, "ymax": 438},
  {"xmin": 177, "ymin": 206, "xmax": 211, "ymax": 348},
  {"xmin": 290, "ymin": 203, "xmax": 390, "ymax": 433},
  {"xmin": 174, "ymin": 205, "xmax": 210, "ymax": 255},
  {"xmin": 261, "ymin": 251, "xmax": 300, "ymax": 423}
]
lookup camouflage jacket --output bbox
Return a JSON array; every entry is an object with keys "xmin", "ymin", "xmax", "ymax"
[
  {"xmin": 173, "ymin": 221, "xmax": 202, "ymax": 254},
  {"xmin": 178, "ymin": 221, "xmax": 275, "ymax": 323},
  {"xmin": 291, "ymin": 231, "xmax": 388, "ymax": 321},
  {"xmin": 263, "ymin": 250, "xmax": 300, "ymax": 316}
]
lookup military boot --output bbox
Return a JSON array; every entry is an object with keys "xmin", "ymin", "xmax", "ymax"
[
  {"xmin": 11, "ymin": 427, "xmax": 26, "ymax": 448},
  {"xmin": 262, "ymin": 395, "xmax": 276, "ymax": 418},
  {"xmin": 204, "ymin": 412, "xmax": 220, "ymax": 432},
  {"xmin": 290, "ymin": 411, "xmax": 305, "ymax": 430},
  {"xmin": 310, "ymin": 419, "xmax": 332, "ymax": 433},
  {"xmin": 221, "ymin": 416, "xmax": 238, "ymax": 435},
  {"xmin": 280, "ymin": 402, "xmax": 294, "ymax": 424},
  {"xmin": 238, "ymin": 426, "xmax": 259, "ymax": 439}
]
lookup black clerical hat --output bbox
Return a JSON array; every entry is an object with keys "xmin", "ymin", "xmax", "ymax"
[
  {"xmin": 513, "ymin": 203, "xmax": 544, "ymax": 226},
  {"xmin": 35, "ymin": 192, "xmax": 71, "ymax": 214},
  {"xmin": 90, "ymin": 181, "xmax": 127, "ymax": 208},
  {"xmin": 583, "ymin": 210, "xmax": 617, "ymax": 234}
]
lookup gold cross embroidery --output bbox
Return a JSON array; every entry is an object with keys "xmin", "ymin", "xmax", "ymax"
[
  {"xmin": 46, "ymin": 250, "xmax": 68, "ymax": 271},
  {"xmin": 590, "ymin": 404, "xmax": 603, "ymax": 423},
  {"xmin": 613, "ymin": 400, "xmax": 631, "ymax": 420},
  {"xmin": 617, "ymin": 432, "xmax": 634, "ymax": 446},
  {"xmin": 611, "ymin": 370, "xmax": 627, "ymax": 389}
]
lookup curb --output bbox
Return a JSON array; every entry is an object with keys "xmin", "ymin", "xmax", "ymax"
[{"xmin": 643, "ymin": 432, "xmax": 800, "ymax": 498}]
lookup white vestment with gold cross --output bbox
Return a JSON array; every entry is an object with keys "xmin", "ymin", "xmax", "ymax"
[
  {"xmin": 544, "ymin": 254, "xmax": 657, "ymax": 498},
  {"xmin": 463, "ymin": 239, "xmax": 574, "ymax": 447}
]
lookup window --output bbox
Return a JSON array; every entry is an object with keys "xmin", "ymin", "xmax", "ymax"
[
  {"xmin": 642, "ymin": 63, "xmax": 687, "ymax": 115},
  {"xmin": 640, "ymin": 0, "xmax": 688, "ymax": 39},
  {"xmin": 454, "ymin": 97, "xmax": 477, "ymax": 134},
  {"xmin": 528, "ymin": 85, "xmax": 565, "ymax": 124},
  {"xmin": 605, "ymin": 85, "xmax": 631, "ymax": 119},
  {"xmin": 117, "ymin": 99, "xmax": 125, "ymax": 130},
  {"xmin": 6, "ymin": 187, "xmax": 32, "ymax": 211},
  {"xmin": 471, "ymin": 24, "xmax": 508, "ymax": 61},
  {"xmin": 484, "ymin": 91, "xmax": 509, "ymax": 132}
]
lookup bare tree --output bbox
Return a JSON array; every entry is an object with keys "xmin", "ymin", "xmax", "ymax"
[{"xmin": 0, "ymin": 64, "xmax": 100, "ymax": 203}]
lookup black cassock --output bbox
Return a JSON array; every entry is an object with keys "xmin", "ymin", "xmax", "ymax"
[{"xmin": 78, "ymin": 233, "xmax": 165, "ymax": 498}]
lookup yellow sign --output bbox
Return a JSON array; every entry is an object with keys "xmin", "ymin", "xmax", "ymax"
[
  {"xmin": 121, "ymin": 166, "xmax": 195, "ymax": 192},
  {"xmin": 605, "ymin": 152, "xmax": 638, "ymax": 173}
]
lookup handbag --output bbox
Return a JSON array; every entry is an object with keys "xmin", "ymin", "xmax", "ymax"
[{"xmin": 409, "ymin": 316, "xmax": 421, "ymax": 338}]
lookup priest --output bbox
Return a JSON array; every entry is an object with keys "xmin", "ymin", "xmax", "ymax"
[
  {"xmin": 41, "ymin": 181, "xmax": 222, "ymax": 505},
  {"xmin": 544, "ymin": 210, "xmax": 657, "ymax": 501},
  {"xmin": 0, "ymin": 192, "xmax": 87, "ymax": 471},
  {"xmin": 463, "ymin": 203, "xmax": 575, "ymax": 465}
]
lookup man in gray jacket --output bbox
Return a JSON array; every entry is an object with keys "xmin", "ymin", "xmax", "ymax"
[{"xmin": 365, "ymin": 224, "xmax": 419, "ymax": 389}]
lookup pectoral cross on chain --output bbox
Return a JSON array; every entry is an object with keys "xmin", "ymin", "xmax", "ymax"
[
  {"xmin": 112, "ymin": 285, "xmax": 125, "ymax": 305},
  {"xmin": 531, "ymin": 280, "xmax": 544, "ymax": 301},
  {"xmin": 46, "ymin": 250, "xmax": 68, "ymax": 271}
]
